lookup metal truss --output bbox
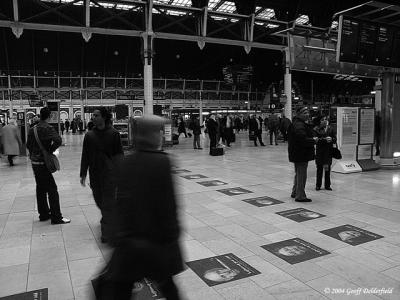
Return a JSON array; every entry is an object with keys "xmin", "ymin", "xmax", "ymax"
[{"xmin": 0, "ymin": 0, "xmax": 288, "ymax": 52}]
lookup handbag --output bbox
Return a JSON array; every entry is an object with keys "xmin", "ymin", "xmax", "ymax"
[
  {"xmin": 33, "ymin": 126, "xmax": 60, "ymax": 173},
  {"xmin": 331, "ymin": 144, "xmax": 342, "ymax": 160}
]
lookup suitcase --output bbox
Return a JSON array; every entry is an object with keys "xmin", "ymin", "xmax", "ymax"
[{"xmin": 210, "ymin": 147, "xmax": 224, "ymax": 156}]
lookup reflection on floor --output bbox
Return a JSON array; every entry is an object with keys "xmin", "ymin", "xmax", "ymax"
[{"xmin": 0, "ymin": 131, "xmax": 399, "ymax": 299}]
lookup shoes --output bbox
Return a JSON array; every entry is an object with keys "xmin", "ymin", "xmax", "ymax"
[
  {"xmin": 51, "ymin": 217, "xmax": 71, "ymax": 225},
  {"xmin": 270, "ymin": 143, "xmax": 273, "ymax": 145},
  {"xmin": 295, "ymin": 198, "xmax": 312, "ymax": 202},
  {"xmin": 194, "ymin": 147, "xmax": 198, "ymax": 149},
  {"xmin": 261, "ymin": 143, "xmax": 265, "ymax": 146},
  {"xmin": 254, "ymin": 144, "xmax": 258, "ymax": 147},
  {"xmin": 316, "ymin": 187, "xmax": 321, "ymax": 191},
  {"xmin": 39, "ymin": 215, "xmax": 51, "ymax": 222},
  {"xmin": 291, "ymin": 194, "xmax": 296, "ymax": 198},
  {"xmin": 325, "ymin": 187, "xmax": 332, "ymax": 191},
  {"xmin": 275, "ymin": 143, "xmax": 278, "ymax": 146},
  {"xmin": 198, "ymin": 147, "xmax": 203, "ymax": 150}
]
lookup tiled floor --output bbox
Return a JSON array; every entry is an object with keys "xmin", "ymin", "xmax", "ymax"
[{"xmin": 0, "ymin": 131, "xmax": 399, "ymax": 299}]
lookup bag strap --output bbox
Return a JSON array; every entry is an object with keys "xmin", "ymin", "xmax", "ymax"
[{"xmin": 33, "ymin": 126, "xmax": 47, "ymax": 154}]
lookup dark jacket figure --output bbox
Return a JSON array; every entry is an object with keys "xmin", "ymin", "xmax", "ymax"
[
  {"xmin": 70, "ymin": 119, "xmax": 76, "ymax": 133},
  {"xmin": 314, "ymin": 116, "xmax": 336, "ymax": 190},
  {"xmin": 224, "ymin": 115, "xmax": 234, "ymax": 147},
  {"xmin": 87, "ymin": 119, "xmax": 94, "ymax": 131},
  {"xmin": 375, "ymin": 112, "xmax": 381, "ymax": 156},
  {"xmin": 206, "ymin": 115, "xmax": 218, "ymax": 154},
  {"xmin": 268, "ymin": 112, "xmax": 280, "ymax": 145},
  {"xmin": 99, "ymin": 116, "xmax": 184, "ymax": 300},
  {"xmin": 177, "ymin": 117, "xmax": 187, "ymax": 138},
  {"xmin": 191, "ymin": 117, "xmax": 203, "ymax": 149},
  {"xmin": 78, "ymin": 119, "xmax": 84, "ymax": 132},
  {"xmin": 60, "ymin": 122, "xmax": 65, "ymax": 135},
  {"xmin": 65, "ymin": 119, "xmax": 70, "ymax": 132},
  {"xmin": 280, "ymin": 116, "xmax": 291, "ymax": 142},
  {"xmin": 288, "ymin": 108, "xmax": 316, "ymax": 202},
  {"xmin": 80, "ymin": 109, "xmax": 123, "ymax": 243},
  {"xmin": 26, "ymin": 107, "xmax": 70, "ymax": 224},
  {"xmin": 249, "ymin": 115, "xmax": 265, "ymax": 146}
]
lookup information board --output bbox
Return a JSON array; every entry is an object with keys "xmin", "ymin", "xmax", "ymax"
[
  {"xmin": 337, "ymin": 107, "xmax": 358, "ymax": 146},
  {"xmin": 358, "ymin": 108, "xmax": 375, "ymax": 145},
  {"xmin": 337, "ymin": 16, "xmax": 400, "ymax": 68}
]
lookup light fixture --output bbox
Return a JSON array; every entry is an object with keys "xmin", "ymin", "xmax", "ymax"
[
  {"xmin": 43, "ymin": 48, "xmax": 48, "ymax": 53},
  {"xmin": 393, "ymin": 152, "xmax": 400, "ymax": 158},
  {"xmin": 114, "ymin": 50, "xmax": 119, "ymax": 56},
  {"xmin": 370, "ymin": 91, "xmax": 376, "ymax": 94}
]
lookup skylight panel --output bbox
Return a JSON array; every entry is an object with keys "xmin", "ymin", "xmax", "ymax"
[
  {"xmin": 154, "ymin": 0, "xmax": 170, "ymax": 4},
  {"xmin": 166, "ymin": 9, "xmax": 187, "ymax": 16},
  {"xmin": 208, "ymin": 0, "xmax": 220, "ymax": 10},
  {"xmin": 216, "ymin": 1, "xmax": 236, "ymax": 13},
  {"xmin": 295, "ymin": 15, "xmax": 310, "ymax": 25},
  {"xmin": 331, "ymin": 21, "xmax": 338, "ymax": 30},
  {"xmin": 99, "ymin": 2, "xmax": 115, "ymax": 9},
  {"xmin": 116, "ymin": 4, "xmax": 135, "ymax": 10},
  {"xmin": 172, "ymin": 0, "xmax": 192, "ymax": 7},
  {"xmin": 257, "ymin": 8, "xmax": 275, "ymax": 20}
]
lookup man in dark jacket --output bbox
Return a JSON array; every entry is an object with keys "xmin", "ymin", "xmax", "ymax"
[
  {"xmin": 100, "ymin": 116, "xmax": 183, "ymax": 300},
  {"xmin": 288, "ymin": 107, "xmax": 317, "ymax": 202},
  {"xmin": 249, "ymin": 114, "xmax": 265, "ymax": 146},
  {"xmin": 27, "ymin": 107, "xmax": 70, "ymax": 224},
  {"xmin": 65, "ymin": 119, "xmax": 70, "ymax": 133},
  {"xmin": 206, "ymin": 114, "xmax": 218, "ymax": 154},
  {"xmin": 268, "ymin": 110, "xmax": 280, "ymax": 145},
  {"xmin": 191, "ymin": 116, "xmax": 203, "ymax": 149},
  {"xmin": 80, "ymin": 108, "xmax": 123, "ymax": 243},
  {"xmin": 280, "ymin": 114, "xmax": 292, "ymax": 142}
]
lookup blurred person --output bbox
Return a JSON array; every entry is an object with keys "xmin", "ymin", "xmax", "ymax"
[
  {"xmin": 191, "ymin": 115, "xmax": 203, "ymax": 149},
  {"xmin": 80, "ymin": 108, "xmax": 123, "ymax": 243},
  {"xmin": 249, "ymin": 115, "xmax": 265, "ymax": 146},
  {"xmin": 268, "ymin": 110, "xmax": 280, "ymax": 145},
  {"xmin": 78, "ymin": 119, "xmax": 84, "ymax": 133},
  {"xmin": 95, "ymin": 116, "xmax": 184, "ymax": 300},
  {"xmin": 65, "ymin": 119, "xmax": 70, "ymax": 133},
  {"xmin": 288, "ymin": 107, "xmax": 317, "ymax": 202},
  {"xmin": 224, "ymin": 114, "xmax": 234, "ymax": 147},
  {"xmin": 206, "ymin": 114, "xmax": 218, "ymax": 155},
  {"xmin": 60, "ymin": 122, "xmax": 65, "ymax": 135},
  {"xmin": 71, "ymin": 119, "xmax": 76, "ymax": 134},
  {"xmin": 177, "ymin": 117, "xmax": 187, "ymax": 138},
  {"xmin": 26, "ymin": 107, "xmax": 70, "ymax": 224},
  {"xmin": 1, "ymin": 119, "xmax": 22, "ymax": 166},
  {"xmin": 280, "ymin": 114, "xmax": 292, "ymax": 142},
  {"xmin": 375, "ymin": 111, "xmax": 381, "ymax": 156},
  {"xmin": 313, "ymin": 115, "xmax": 336, "ymax": 191}
]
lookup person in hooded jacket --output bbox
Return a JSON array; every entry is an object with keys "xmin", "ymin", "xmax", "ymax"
[{"xmin": 95, "ymin": 115, "xmax": 184, "ymax": 300}]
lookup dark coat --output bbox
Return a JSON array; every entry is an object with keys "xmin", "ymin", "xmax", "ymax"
[
  {"xmin": 27, "ymin": 121, "xmax": 62, "ymax": 162},
  {"xmin": 192, "ymin": 119, "xmax": 202, "ymax": 135},
  {"xmin": 110, "ymin": 150, "xmax": 184, "ymax": 281},
  {"xmin": 314, "ymin": 125, "xmax": 336, "ymax": 165},
  {"xmin": 206, "ymin": 118, "xmax": 218, "ymax": 136},
  {"xmin": 288, "ymin": 117, "xmax": 316, "ymax": 163},
  {"xmin": 249, "ymin": 117, "xmax": 261, "ymax": 133}
]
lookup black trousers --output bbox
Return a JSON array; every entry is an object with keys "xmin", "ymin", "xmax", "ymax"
[
  {"xmin": 32, "ymin": 164, "xmax": 62, "ymax": 221},
  {"xmin": 209, "ymin": 134, "xmax": 217, "ymax": 152},
  {"xmin": 91, "ymin": 184, "xmax": 115, "ymax": 240},
  {"xmin": 316, "ymin": 164, "xmax": 331, "ymax": 188},
  {"xmin": 254, "ymin": 131, "xmax": 263, "ymax": 145},
  {"xmin": 8, "ymin": 155, "xmax": 16, "ymax": 166},
  {"xmin": 269, "ymin": 128, "xmax": 279, "ymax": 144}
]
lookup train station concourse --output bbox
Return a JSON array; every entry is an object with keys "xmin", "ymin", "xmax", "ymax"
[
  {"xmin": 1, "ymin": 0, "xmax": 400, "ymax": 299},
  {"xmin": 0, "ymin": 133, "xmax": 400, "ymax": 300}
]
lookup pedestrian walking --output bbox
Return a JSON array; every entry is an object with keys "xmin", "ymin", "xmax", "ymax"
[{"xmin": 1, "ymin": 119, "xmax": 22, "ymax": 166}]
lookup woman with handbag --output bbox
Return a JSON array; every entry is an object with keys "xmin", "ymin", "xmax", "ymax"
[{"xmin": 313, "ymin": 116, "xmax": 336, "ymax": 191}]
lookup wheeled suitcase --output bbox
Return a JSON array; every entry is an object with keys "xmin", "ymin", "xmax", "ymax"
[{"xmin": 210, "ymin": 147, "xmax": 224, "ymax": 156}]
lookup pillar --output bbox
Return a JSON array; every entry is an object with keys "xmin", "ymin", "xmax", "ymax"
[
  {"xmin": 380, "ymin": 72, "xmax": 400, "ymax": 166},
  {"xmin": 284, "ymin": 48, "xmax": 292, "ymax": 120},
  {"xmin": 69, "ymin": 92, "xmax": 73, "ymax": 121},
  {"xmin": 199, "ymin": 91, "xmax": 203, "ymax": 124},
  {"xmin": 375, "ymin": 77, "xmax": 382, "ymax": 112}
]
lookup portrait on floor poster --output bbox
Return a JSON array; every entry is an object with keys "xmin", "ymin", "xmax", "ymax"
[
  {"xmin": 276, "ymin": 208, "xmax": 326, "ymax": 222},
  {"xmin": 134, "ymin": 278, "xmax": 165, "ymax": 300},
  {"xmin": 261, "ymin": 238, "xmax": 330, "ymax": 264},
  {"xmin": 180, "ymin": 174, "xmax": 208, "ymax": 180},
  {"xmin": 186, "ymin": 253, "xmax": 260, "ymax": 287},
  {"xmin": 171, "ymin": 169, "xmax": 191, "ymax": 174},
  {"xmin": 243, "ymin": 196, "xmax": 284, "ymax": 207},
  {"xmin": 217, "ymin": 187, "xmax": 253, "ymax": 196},
  {"xmin": 197, "ymin": 180, "xmax": 227, "ymax": 187},
  {"xmin": 0, "ymin": 289, "xmax": 48, "ymax": 300},
  {"xmin": 320, "ymin": 224, "xmax": 383, "ymax": 246}
]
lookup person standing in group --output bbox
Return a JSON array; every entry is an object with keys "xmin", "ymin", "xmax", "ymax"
[
  {"xmin": 224, "ymin": 114, "xmax": 234, "ymax": 147},
  {"xmin": 313, "ymin": 115, "xmax": 336, "ymax": 191},
  {"xmin": 71, "ymin": 119, "xmax": 76, "ymax": 134},
  {"xmin": 192, "ymin": 115, "xmax": 203, "ymax": 150},
  {"xmin": 80, "ymin": 107, "xmax": 123, "ymax": 244},
  {"xmin": 1, "ymin": 119, "xmax": 22, "ymax": 166},
  {"xmin": 206, "ymin": 114, "xmax": 218, "ymax": 154},
  {"xmin": 65, "ymin": 119, "xmax": 70, "ymax": 133},
  {"xmin": 288, "ymin": 107, "xmax": 317, "ymax": 202},
  {"xmin": 177, "ymin": 117, "xmax": 187, "ymax": 138},
  {"xmin": 280, "ymin": 114, "xmax": 292, "ymax": 143},
  {"xmin": 94, "ymin": 116, "xmax": 184, "ymax": 300},
  {"xmin": 375, "ymin": 111, "xmax": 381, "ymax": 156},
  {"xmin": 60, "ymin": 122, "xmax": 65, "ymax": 135},
  {"xmin": 268, "ymin": 110, "xmax": 280, "ymax": 145},
  {"xmin": 26, "ymin": 107, "xmax": 70, "ymax": 224},
  {"xmin": 249, "ymin": 114, "xmax": 265, "ymax": 146}
]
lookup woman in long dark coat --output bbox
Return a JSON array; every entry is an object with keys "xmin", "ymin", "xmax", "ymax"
[{"xmin": 313, "ymin": 116, "xmax": 336, "ymax": 191}]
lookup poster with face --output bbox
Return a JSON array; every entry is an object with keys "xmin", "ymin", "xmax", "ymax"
[
  {"xmin": 181, "ymin": 174, "xmax": 208, "ymax": 180},
  {"xmin": 134, "ymin": 278, "xmax": 164, "ymax": 300},
  {"xmin": 243, "ymin": 196, "xmax": 284, "ymax": 207},
  {"xmin": 186, "ymin": 253, "xmax": 260, "ymax": 287},
  {"xmin": 261, "ymin": 238, "xmax": 330, "ymax": 264},
  {"xmin": 171, "ymin": 169, "xmax": 191, "ymax": 174},
  {"xmin": 197, "ymin": 180, "xmax": 228, "ymax": 187},
  {"xmin": 320, "ymin": 225, "xmax": 383, "ymax": 246},
  {"xmin": 0, "ymin": 289, "xmax": 48, "ymax": 300},
  {"xmin": 217, "ymin": 187, "xmax": 253, "ymax": 196},
  {"xmin": 276, "ymin": 208, "xmax": 326, "ymax": 222}
]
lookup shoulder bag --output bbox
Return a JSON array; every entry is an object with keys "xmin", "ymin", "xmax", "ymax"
[
  {"xmin": 331, "ymin": 143, "xmax": 342, "ymax": 160},
  {"xmin": 33, "ymin": 126, "xmax": 60, "ymax": 173}
]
